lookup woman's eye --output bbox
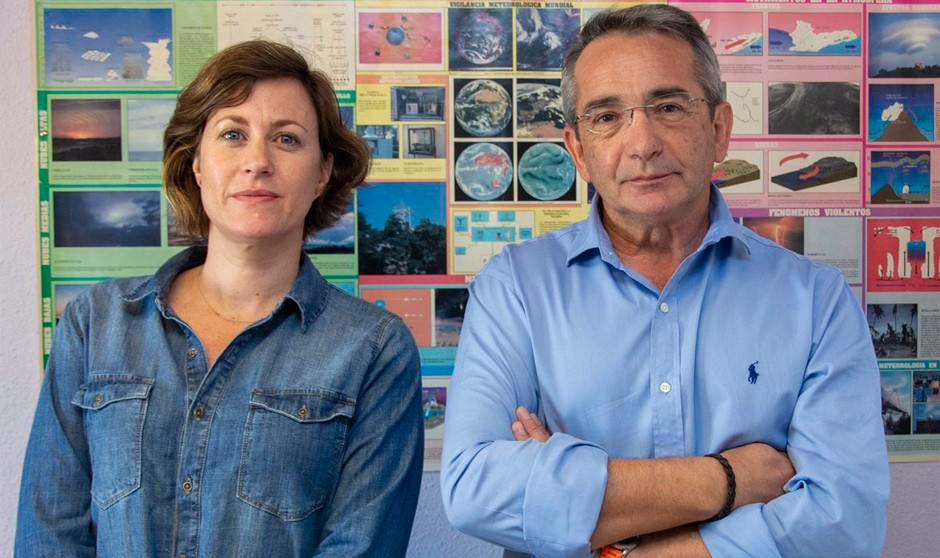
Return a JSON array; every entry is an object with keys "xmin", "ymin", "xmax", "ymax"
[
  {"xmin": 278, "ymin": 134, "xmax": 298, "ymax": 145},
  {"xmin": 221, "ymin": 130, "xmax": 243, "ymax": 141}
]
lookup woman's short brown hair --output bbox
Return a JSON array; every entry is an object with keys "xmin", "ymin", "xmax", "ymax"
[{"xmin": 163, "ymin": 40, "xmax": 370, "ymax": 238}]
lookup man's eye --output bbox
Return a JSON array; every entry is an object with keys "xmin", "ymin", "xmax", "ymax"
[
  {"xmin": 221, "ymin": 130, "xmax": 243, "ymax": 141},
  {"xmin": 592, "ymin": 111, "xmax": 621, "ymax": 125},
  {"xmin": 655, "ymin": 102, "xmax": 685, "ymax": 114}
]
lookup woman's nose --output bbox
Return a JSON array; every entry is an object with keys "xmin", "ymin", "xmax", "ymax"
[{"xmin": 243, "ymin": 139, "xmax": 273, "ymax": 175}]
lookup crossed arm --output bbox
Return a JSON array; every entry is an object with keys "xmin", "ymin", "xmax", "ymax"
[{"xmin": 512, "ymin": 408, "xmax": 794, "ymax": 557}]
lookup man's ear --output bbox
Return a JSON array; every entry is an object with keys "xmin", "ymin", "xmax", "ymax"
[
  {"xmin": 563, "ymin": 125, "xmax": 592, "ymax": 185},
  {"xmin": 712, "ymin": 101, "xmax": 733, "ymax": 164}
]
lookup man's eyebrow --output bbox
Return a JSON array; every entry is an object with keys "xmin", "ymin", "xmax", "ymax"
[
  {"xmin": 581, "ymin": 96, "xmax": 623, "ymax": 113},
  {"xmin": 581, "ymin": 87, "xmax": 694, "ymax": 112},
  {"xmin": 649, "ymin": 86, "xmax": 692, "ymax": 99}
]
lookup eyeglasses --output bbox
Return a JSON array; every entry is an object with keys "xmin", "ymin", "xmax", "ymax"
[{"xmin": 573, "ymin": 93, "xmax": 712, "ymax": 137}]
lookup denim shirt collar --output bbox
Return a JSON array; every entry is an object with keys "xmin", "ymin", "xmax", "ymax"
[
  {"xmin": 118, "ymin": 246, "xmax": 327, "ymax": 333},
  {"xmin": 565, "ymin": 184, "xmax": 749, "ymax": 266}
]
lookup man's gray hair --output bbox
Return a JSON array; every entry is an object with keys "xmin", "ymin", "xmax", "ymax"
[{"xmin": 561, "ymin": 4, "xmax": 724, "ymax": 128}]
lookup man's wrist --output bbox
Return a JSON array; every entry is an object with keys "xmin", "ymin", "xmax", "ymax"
[{"xmin": 704, "ymin": 453, "xmax": 736, "ymax": 521}]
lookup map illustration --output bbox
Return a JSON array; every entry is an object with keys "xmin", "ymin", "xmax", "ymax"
[
  {"xmin": 693, "ymin": 11, "xmax": 763, "ymax": 56},
  {"xmin": 768, "ymin": 13, "xmax": 860, "ymax": 56}
]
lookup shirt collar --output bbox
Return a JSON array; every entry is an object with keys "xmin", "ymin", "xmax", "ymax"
[
  {"xmin": 565, "ymin": 184, "xmax": 749, "ymax": 266},
  {"xmin": 120, "ymin": 245, "xmax": 328, "ymax": 333}
]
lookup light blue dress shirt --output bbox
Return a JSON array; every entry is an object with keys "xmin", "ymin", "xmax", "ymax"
[
  {"xmin": 442, "ymin": 188, "xmax": 889, "ymax": 557},
  {"xmin": 17, "ymin": 247, "xmax": 423, "ymax": 557}
]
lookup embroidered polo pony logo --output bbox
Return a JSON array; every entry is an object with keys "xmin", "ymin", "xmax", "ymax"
[{"xmin": 748, "ymin": 361, "xmax": 759, "ymax": 384}]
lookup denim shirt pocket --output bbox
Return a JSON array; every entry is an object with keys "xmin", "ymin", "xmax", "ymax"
[
  {"xmin": 238, "ymin": 389, "xmax": 356, "ymax": 521},
  {"xmin": 71, "ymin": 375, "xmax": 154, "ymax": 510}
]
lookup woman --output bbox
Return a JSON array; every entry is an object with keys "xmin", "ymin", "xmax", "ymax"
[{"xmin": 17, "ymin": 40, "xmax": 423, "ymax": 556}]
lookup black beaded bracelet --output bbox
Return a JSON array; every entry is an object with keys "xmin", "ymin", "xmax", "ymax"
[{"xmin": 705, "ymin": 453, "xmax": 736, "ymax": 521}]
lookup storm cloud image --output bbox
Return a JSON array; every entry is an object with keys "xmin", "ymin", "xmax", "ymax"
[
  {"xmin": 53, "ymin": 190, "xmax": 161, "ymax": 247},
  {"xmin": 768, "ymin": 82, "xmax": 859, "ymax": 135},
  {"xmin": 869, "ymin": 13, "xmax": 940, "ymax": 78}
]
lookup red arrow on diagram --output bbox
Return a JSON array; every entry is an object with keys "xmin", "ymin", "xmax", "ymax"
[
  {"xmin": 780, "ymin": 152, "xmax": 809, "ymax": 166},
  {"xmin": 799, "ymin": 166, "xmax": 820, "ymax": 180}
]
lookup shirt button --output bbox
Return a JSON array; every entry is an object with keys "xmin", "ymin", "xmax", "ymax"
[
  {"xmin": 297, "ymin": 404, "xmax": 308, "ymax": 418},
  {"xmin": 93, "ymin": 393, "xmax": 103, "ymax": 405},
  {"xmin": 187, "ymin": 348, "xmax": 197, "ymax": 358},
  {"xmin": 193, "ymin": 407, "xmax": 204, "ymax": 419},
  {"xmin": 659, "ymin": 302, "xmax": 669, "ymax": 313},
  {"xmin": 659, "ymin": 382, "xmax": 672, "ymax": 394},
  {"xmin": 182, "ymin": 478, "xmax": 193, "ymax": 493}
]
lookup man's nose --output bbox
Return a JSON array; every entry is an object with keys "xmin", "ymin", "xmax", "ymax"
[{"xmin": 618, "ymin": 108, "xmax": 663, "ymax": 159}]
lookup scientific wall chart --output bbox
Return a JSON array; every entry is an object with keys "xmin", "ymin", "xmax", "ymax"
[{"xmin": 35, "ymin": 0, "xmax": 940, "ymax": 466}]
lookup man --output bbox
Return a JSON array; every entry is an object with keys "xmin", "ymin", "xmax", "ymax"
[{"xmin": 441, "ymin": 5, "xmax": 888, "ymax": 557}]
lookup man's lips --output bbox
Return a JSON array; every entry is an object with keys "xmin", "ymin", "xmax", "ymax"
[{"xmin": 623, "ymin": 172, "xmax": 675, "ymax": 185}]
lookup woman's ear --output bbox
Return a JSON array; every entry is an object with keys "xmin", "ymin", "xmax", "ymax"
[
  {"xmin": 317, "ymin": 152, "xmax": 334, "ymax": 195},
  {"xmin": 192, "ymin": 152, "xmax": 202, "ymax": 187}
]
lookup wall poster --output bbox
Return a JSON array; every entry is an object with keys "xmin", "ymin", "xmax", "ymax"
[{"xmin": 34, "ymin": 0, "xmax": 940, "ymax": 467}]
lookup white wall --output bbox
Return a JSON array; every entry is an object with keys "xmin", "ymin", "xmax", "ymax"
[
  {"xmin": 1, "ymin": 0, "xmax": 42, "ymax": 554},
  {"xmin": 1, "ymin": 2, "xmax": 937, "ymax": 556}
]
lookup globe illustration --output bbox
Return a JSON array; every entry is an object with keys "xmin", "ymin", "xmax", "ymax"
[
  {"xmin": 455, "ymin": 79, "xmax": 512, "ymax": 137},
  {"xmin": 518, "ymin": 143, "xmax": 575, "ymax": 201},
  {"xmin": 455, "ymin": 11, "xmax": 506, "ymax": 65},
  {"xmin": 455, "ymin": 143, "xmax": 513, "ymax": 201},
  {"xmin": 386, "ymin": 27, "xmax": 406, "ymax": 46},
  {"xmin": 516, "ymin": 82, "xmax": 565, "ymax": 138}
]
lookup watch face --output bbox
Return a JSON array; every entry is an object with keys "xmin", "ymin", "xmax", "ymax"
[{"xmin": 612, "ymin": 536, "xmax": 640, "ymax": 550}]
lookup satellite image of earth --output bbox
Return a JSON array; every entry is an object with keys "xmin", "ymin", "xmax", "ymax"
[
  {"xmin": 455, "ymin": 143, "xmax": 513, "ymax": 201},
  {"xmin": 516, "ymin": 8, "xmax": 580, "ymax": 71},
  {"xmin": 455, "ymin": 79, "xmax": 512, "ymax": 137},
  {"xmin": 516, "ymin": 81, "xmax": 565, "ymax": 138},
  {"xmin": 518, "ymin": 143, "xmax": 575, "ymax": 200},
  {"xmin": 452, "ymin": 10, "xmax": 510, "ymax": 67}
]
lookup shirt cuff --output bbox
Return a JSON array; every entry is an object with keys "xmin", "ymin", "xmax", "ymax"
[
  {"xmin": 699, "ymin": 503, "xmax": 781, "ymax": 557},
  {"xmin": 522, "ymin": 433, "xmax": 609, "ymax": 557}
]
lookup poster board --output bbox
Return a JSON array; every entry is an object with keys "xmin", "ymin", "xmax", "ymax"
[{"xmin": 34, "ymin": 0, "xmax": 940, "ymax": 467}]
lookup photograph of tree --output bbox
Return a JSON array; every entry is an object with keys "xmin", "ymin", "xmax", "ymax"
[{"xmin": 358, "ymin": 181, "xmax": 446, "ymax": 275}]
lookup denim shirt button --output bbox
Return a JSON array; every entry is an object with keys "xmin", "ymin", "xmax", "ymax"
[
  {"xmin": 182, "ymin": 478, "xmax": 193, "ymax": 493},
  {"xmin": 93, "ymin": 393, "xmax": 103, "ymax": 405},
  {"xmin": 187, "ymin": 348, "xmax": 197, "ymax": 358},
  {"xmin": 193, "ymin": 407, "xmax": 204, "ymax": 420},
  {"xmin": 297, "ymin": 404, "xmax": 308, "ymax": 418}
]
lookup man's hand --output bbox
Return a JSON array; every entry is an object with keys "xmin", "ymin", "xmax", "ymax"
[
  {"xmin": 720, "ymin": 443, "xmax": 795, "ymax": 510},
  {"xmin": 511, "ymin": 406, "xmax": 550, "ymax": 442}
]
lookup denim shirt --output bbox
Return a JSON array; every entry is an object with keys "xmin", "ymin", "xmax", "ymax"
[{"xmin": 17, "ymin": 247, "xmax": 423, "ymax": 557}]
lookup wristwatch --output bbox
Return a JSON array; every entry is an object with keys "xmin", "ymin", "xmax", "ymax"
[{"xmin": 597, "ymin": 536, "xmax": 640, "ymax": 557}]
